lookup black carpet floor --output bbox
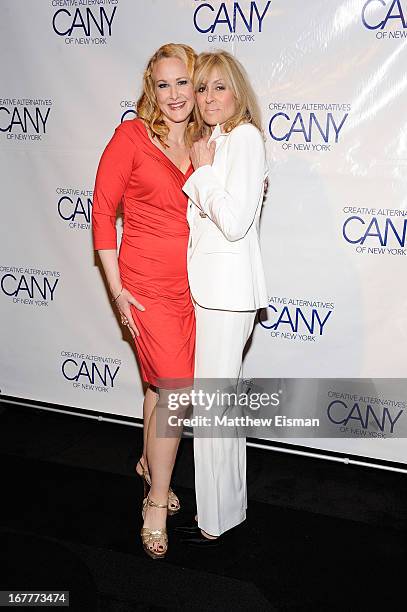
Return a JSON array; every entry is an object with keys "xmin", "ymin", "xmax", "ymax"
[{"xmin": 0, "ymin": 402, "xmax": 406, "ymax": 611}]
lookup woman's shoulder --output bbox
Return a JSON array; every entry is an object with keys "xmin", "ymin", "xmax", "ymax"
[
  {"xmin": 113, "ymin": 117, "xmax": 147, "ymax": 142},
  {"xmin": 228, "ymin": 122, "xmax": 264, "ymax": 150}
]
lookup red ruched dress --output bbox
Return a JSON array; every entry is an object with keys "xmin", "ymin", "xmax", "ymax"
[{"xmin": 92, "ymin": 118, "xmax": 195, "ymax": 388}]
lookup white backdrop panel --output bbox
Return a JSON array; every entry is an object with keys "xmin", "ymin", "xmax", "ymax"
[{"xmin": 1, "ymin": 0, "xmax": 406, "ymax": 462}]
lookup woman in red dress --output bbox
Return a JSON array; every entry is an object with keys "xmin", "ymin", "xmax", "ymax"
[{"xmin": 92, "ymin": 44, "xmax": 196, "ymax": 559}]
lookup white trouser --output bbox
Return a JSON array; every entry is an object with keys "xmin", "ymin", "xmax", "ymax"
[{"xmin": 193, "ymin": 303, "xmax": 256, "ymax": 536}]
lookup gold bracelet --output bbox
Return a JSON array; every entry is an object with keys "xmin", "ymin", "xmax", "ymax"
[{"xmin": 112, "ymin": 287, "xmax": 123, "ymax": 303}]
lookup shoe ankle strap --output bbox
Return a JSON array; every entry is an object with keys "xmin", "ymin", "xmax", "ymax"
[{"xmin": 147, "ymin": 496, "xmax": 168, "ymax": 509}]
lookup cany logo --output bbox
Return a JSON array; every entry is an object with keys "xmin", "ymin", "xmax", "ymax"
[
  {"xmin": 259, "ymin": 297, "xmax": 334, "ymax": 342},
  {"xmin": 327, "ymin": 398, "xmax": 404, "ymax": 436},
  {"xmin": 60, "ymin": 351, "xmax": 121, "ymax": 392},
  {"xmin": 119, "ymin": 100, "xmax": 136, "ymax": 123},
  {"xmin": 268, "ymin": 103, "xmax": 350, "ymax": 152},
  {"xmin": 51, "ymin": 1, "xmax": 118, "ymax": 45},
  {"xmin": 0, "ymin": 266, "xmax": 60, "ymax": 306},
  {"xmin": 57, "ymin": 187, "xmax": 93, "ymax": 230},
  {"xmin": 0, "ymin": 98, "xmax": 52, "ymax": 141},
  {"xmin": 342, "ymin": 206, "xmax": 407, "ymax": 255},
  {"xmin": 193, "ymin": 1, "xmax": 272, "ymax": 42},
  {"xmin": 362, "ymin": 0, "xmax": 407, "ymax": 36}
]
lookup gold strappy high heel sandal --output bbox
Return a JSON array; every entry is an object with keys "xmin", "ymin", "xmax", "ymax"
[
  {"xmin": 136, "ymin": 459, "xmax": 180, "ymax": 516},
  {"xmin": 167, "ymin": 487, "xmax": 180, "ymax": 516},
  {"xmin": 136, "ymin": 459, "xmax": 150, "ymax": 499},
  {"xmin": 141, "ymin": 496, "xmax": 168, "ymax": 560}
]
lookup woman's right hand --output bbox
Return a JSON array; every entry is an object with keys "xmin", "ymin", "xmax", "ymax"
[
  {"xmin": 114, "ymin": 288, "xmax": 145, "ymax": 339},
  {"xmin": 190, "ymin": 135, "xmax": 216, "ymax": 170}
]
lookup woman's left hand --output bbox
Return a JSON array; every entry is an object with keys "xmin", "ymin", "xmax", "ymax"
[{"xmin": 190, "ymin": 136, "xmax": 216, "ymax": 171}]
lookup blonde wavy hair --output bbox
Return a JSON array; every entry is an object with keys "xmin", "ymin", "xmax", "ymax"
[
  {"xmin": 191, "ymin": 50, "xmax": 262, "ymax": 141},
  {"xmin": 136, "ymin": 43, "xmax": 197, "ymax": 148}
]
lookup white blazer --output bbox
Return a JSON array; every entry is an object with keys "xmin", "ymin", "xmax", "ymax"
[{"xmin": 182, "ymin": 122, "xmax": 269, "ymax": 311}]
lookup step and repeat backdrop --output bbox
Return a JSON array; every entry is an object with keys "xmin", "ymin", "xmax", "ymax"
[{"xmin": 1, "ymin": 0, "xmax": 407, "ymax": 464}]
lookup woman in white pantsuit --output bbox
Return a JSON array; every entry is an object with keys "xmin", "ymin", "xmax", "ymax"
[{"xmin": 177, "ymin": 51, "xmax": 269, "ymax": 545}]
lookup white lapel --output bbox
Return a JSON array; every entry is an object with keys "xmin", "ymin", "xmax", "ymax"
[
  {"xmin": 208, "ymin": 123, "xmax": 228, "ymax": 154},
  {"xmin": 186, "ymin": 124, "xmax": 228, "ymax": 228}
]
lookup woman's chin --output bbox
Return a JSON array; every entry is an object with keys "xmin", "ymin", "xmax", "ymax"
[
  {"xmin": 164, "ymin": 110, "xmax": 193, "ymax": 124},
  {"xmin": 202, "ymin": 117, "xmax": 219, "ymax": 127}
]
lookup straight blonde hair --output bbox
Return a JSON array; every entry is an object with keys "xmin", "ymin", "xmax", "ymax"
[
  {"xmin": 191, "ymin": 50, "xmax": 262, "ymax": 141},
  {"xmin": 137, "ymin": 43, "xmax": 197, "ymax": 147}
]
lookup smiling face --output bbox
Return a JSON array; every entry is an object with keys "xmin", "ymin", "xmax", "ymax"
[
  {"xmin": 196, "ymin": 67, "xmax": 237, "ymax": 129},
  {"xmin": 152, "ymin": 56, "xmax": 195, "ymax": 127}
]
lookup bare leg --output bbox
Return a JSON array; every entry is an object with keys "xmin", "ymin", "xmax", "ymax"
[
  {"xmin": 141, "ymin": 385, "xmax": 158, "ymax": 467},
  {"xmin": 143, "ymin": 386, "xmax": 190, "ymax": 552}
]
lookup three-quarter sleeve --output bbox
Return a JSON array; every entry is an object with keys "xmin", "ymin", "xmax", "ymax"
[
  {"xmin": 92, "ymin": 122, "xmax": 136, "ymax": 250},
  {"xmin": 183, "ymin": 124, "xmax": 267, "ymax": 242}
]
